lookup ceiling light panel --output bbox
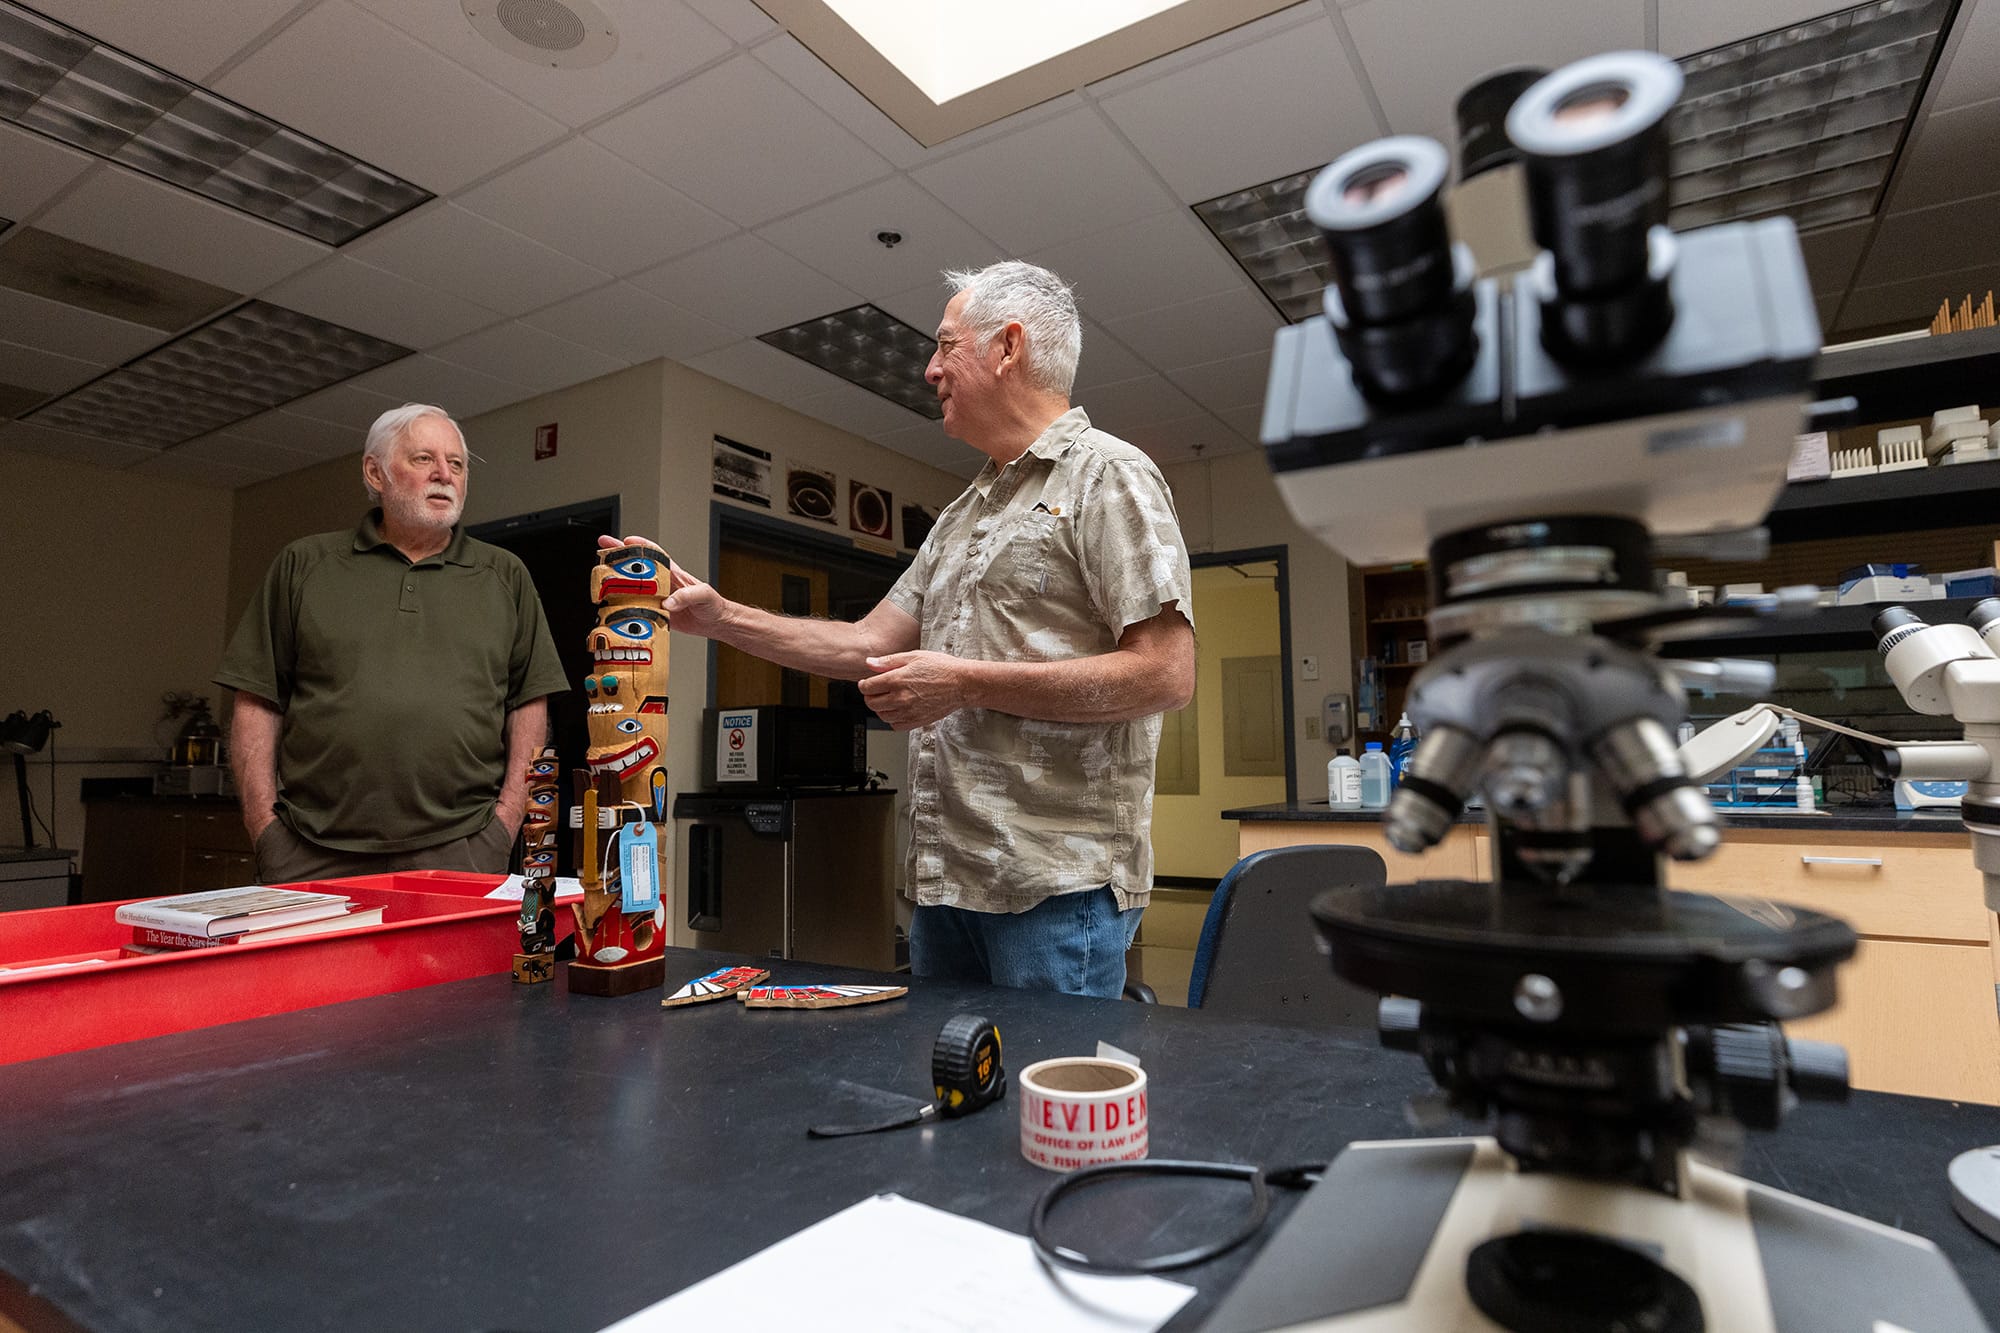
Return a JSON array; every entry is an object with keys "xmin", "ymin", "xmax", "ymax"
[
  {"xmin": 1667, "ymin": 0, "xmax": 1951, "ymax": 232},
  {"xmin": 1193, "ymin": 169, "xmax": 1329, "ymax": 324},
  {"xmin": 0, "ymin": 3, "xmax": 431, "ymax": 244},
  {"xmin": 759, "ymin": 305, "xmax": 942, "ymax": 419},
  {"xmin": 24, "ymin": 300, "xmax": 409, "ymax": 446}
]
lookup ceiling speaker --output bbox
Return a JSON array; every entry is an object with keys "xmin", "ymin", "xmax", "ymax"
[{"xmin": 463, "ymin": 0, "xmax": 618, "ymax": 69}]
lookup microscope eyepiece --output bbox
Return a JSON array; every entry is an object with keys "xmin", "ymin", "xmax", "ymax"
[
  {"xmin": 1967, "ymin": 598, "xmax": 2000, "ymax": 636},
  {"xmin": 1508, "ymin": 52, "xmax": 1683, "ymax": 363},
  {"xmin": 1872, "ymin": 605, "xmax": 1929, "ymax": 655},
  {"xmin": 1306, "ymin": 136, "xmax": 1478, "ymax": 402}
]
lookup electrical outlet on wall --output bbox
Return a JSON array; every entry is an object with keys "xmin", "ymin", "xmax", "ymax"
[{"xmin": 1305, "ymin": 716, "xmax": 1321, "ymax": 740}]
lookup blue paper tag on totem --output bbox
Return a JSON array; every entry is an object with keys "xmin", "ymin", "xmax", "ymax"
[{"xmin": 617, "ymin": 821, "xmax": 659, "ymax": 912}]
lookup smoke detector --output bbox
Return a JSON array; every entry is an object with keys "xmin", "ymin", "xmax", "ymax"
[{"xmin": 463, "ymin": 0, "xmax": 618, "ymax": 69}]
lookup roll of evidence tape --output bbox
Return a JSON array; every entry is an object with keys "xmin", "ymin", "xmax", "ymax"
[{"xmin": 1018, "ymin": 1056, "xmax": 1149, "ymax": 1173}]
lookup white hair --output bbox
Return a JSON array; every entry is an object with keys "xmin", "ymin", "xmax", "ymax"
[
  {"xmin": 363, "ymin": 403, "xmax": 465, "ymax": 501},
  {"xmin": 940, "ymin": 261, "xmax": 1082, "ymax": 397}
]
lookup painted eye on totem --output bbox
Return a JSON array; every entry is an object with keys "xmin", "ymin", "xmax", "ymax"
[
  {"xmin": 610, "ymin": 617, "xmax": 654, "ymax": 640},
  {"xmin": 530, "ymin": 761, "xmax": 557, "ymax": 777},
  {"xmin": 616, "ymin": 718, "xmax": 644, "ymax": 734},
  {"xmin": 530, "ymin": 790, "xmax": 554, "ymax": 806},
  {"xmin": 614, "ymin": 557, "xmax": 657, "ymax": 579}
]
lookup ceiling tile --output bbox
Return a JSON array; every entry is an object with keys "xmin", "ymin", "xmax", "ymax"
[
  {"xmin": 1212, "ymin": 400, "xmax": 1265, "ymax": 441},
  {"xmin": 458, "ymin": 139, "xmax": 734, "ymax": 275},
  {"xmin": 345, "ymin": 204, "xmax": 610, "ymax": 318},
  {"xmin": 1886, "ymin": 96, "xmax": 2000, "ymax": 214},
  {"xmin": 874, "ymin": 420, "xmax": 951, "ymax": 458},
  {"xmin": 1346, "ymin": 0, "xmax": 1645, "ymax": 145},
  {"xmin": 0, "ymin": 420, "xmax": 155, "ymax": 469},
  {"xmin": 0, "ymin": 339, "xmax": 98, "ymax": 394},
  {"xmin": 261, "ymin": 255, "xmax": 503, "ymax": 349},
  {"xmin": 587, "ymin": 54, "xmax": 891, "ymax": 226},
  {"xmin": 0, "ymin": 124, "xmax": 93, "ymax": 218},
  {"xmin": 1121, "ymin": 411, "xmax": 1254, "ymax": 464},
  {"xmin": 0, "ymin": 227, "xmax": 238, "ymax": 330},
  {"xmin": 1935, "ymin": 0, "xmax": 2000, "ymax": 112},
  {"xmin": 1085, "ymin": 4, "xmax": 1325, "ymax": 98},
  {"xmin": 23, "ymin": 0, "xmax": 306, "ymax": 81},
  {"xmin": 1098, "ymin": 16, "xmax": 1382, "ymax": 204},
  {"xmin": 284, "ymin": 380, "xmax": 407, "ymax": 430},
  {"xmin": 756, "ymin": 177, "xmax": 1001, "ymax": 294},
  {"xmin": 1815, "ymin": 292, "xmax": 1843, "ymax": 332},
  {"xmin": 792, "ymin": 381, "xmax": 934, "ymax": 439},
  {"xmin": 216, "ymin": 0, "xmax": 566, "ymax": 193},
  {"xmin": 875, "ymin": 281, "xmax": 950, "ymax": 332},
  {"xmin": 1797, "ymin": 219, "xmax": 1873, "ymax": 298},
  {"xmin": 1103, "ymin": 287, "xmax": 1280, "ymax": 372},
  {"xmin": 1074, "ymin": 321, "xmax": 1153, "ymax": 390},
  {"xmin": 912, "ymin": 107, "xmax": 1176, "ymax": 253},
  {"xmin": 682, "ymin": 338, "xmax": 849, "ymax": 405},
  {"xmin": 224, "ymin": 408, "xmax": 367, "ymax": 458},
  {"xmin": 349, "ymin": 354, "xmax": 532, "ymax": 419},
  {"xmin": 1079, "ymin": 375, "xmax": 1205, "ymax": 432},
  {"xmin": 1029, "ymin": 210, "xmax": 1250, "ymax": 322},
  {"xmin": 522, "ymin": 282, "xmax": 736, "ymax": 363},
  {"xmin": 430, "ymin": 322, "xmax": 626, "ymax": 394},
  {"xmin": 349, "ymin": 0, "xmax": 733, "ymax": 128},
  {"xmin": 130, "ymin": 450, "xmax": 267, "ymax": 488},
  {"xmin": 682, "ymin": 0, "xmax": 780, "ymax": 42},
  {"xmin": 0, "ymin": 287, "xmax": 164, "ymax": 365},
  {"xmin": 36, "ymin": 169, "xmax": 330, "ymax": 293},
  {"xmin": 1857, "ymin": 192, "xmax": 2000, "ymax": 287},
  {"xmin": 751, "ymin": 35, "xmax": 928, "ymax": 170},
  {"xmin": 631, "ymin": 232, "xmax": 861, "ymax": 336},
  {"xmin": 1657, "ymin": 0, "xmax": 1853, "ymax": 57},
  {"xmin": 156, "ymin": 431, "xmax": 320, "ymax": 475},
  {"xmin": 1836, "ymin": 261, "xmax": 2000, "ymax": 334},
  {"xmin": 1171, "ymin": 347, "xmax": 1275, "ymax": 412}
]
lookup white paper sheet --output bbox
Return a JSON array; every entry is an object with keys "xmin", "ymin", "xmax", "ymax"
[
  {"xmin": 598, "ymin": 1193, "xmax": 1195, "ymax": 1333},
  {"xmin": 483, "ymin": 875, "xmax": 583, "ymax": 902}
]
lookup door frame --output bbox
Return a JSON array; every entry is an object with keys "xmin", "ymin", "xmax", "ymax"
[{"xmin": 1190, "ymin": 544, "xmax": 1296, "ymax": 806}]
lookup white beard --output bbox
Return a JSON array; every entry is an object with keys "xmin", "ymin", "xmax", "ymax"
[{"xmin": 383, "ymin": 485, "xmax": 462, "ymax": 534}]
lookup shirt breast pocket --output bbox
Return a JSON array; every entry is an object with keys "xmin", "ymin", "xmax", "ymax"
[{"xmin": 983, "ymin": 515, "xmax": 1062, "ymax": 603}]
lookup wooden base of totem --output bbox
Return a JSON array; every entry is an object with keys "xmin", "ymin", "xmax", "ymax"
[
  {"xmin": 512, "ymin": 952, "xmax": 555, "ymax": 985},
  {"xmin": 566, "ymin": 954, "xmax": 666, "ymax": 997}
]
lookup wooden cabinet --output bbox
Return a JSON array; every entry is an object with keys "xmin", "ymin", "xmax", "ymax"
[
  {"xmin": 1349, "ymin": 565, "xmax": 1434, "ymax": 746},
  {"xmin": 1234, "ymin": 816, "xmax": 2000, "ymax": 1105},
  {"xmin": 83, "ymin": 798, "xmax": 254, "ymax": 902}
]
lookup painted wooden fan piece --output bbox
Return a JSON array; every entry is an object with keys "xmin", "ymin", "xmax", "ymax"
[
  {"xmin": 738, "ymin": 984, "xmax": 910, "ymax": 1010},
  {"xmin": 662, "ymin": 964, "xmax": 771, "ymax": 1008}
]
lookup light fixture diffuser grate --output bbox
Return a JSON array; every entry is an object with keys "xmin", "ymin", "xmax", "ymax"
[{"xmin": 759, "ymin": 305, "xmax": 943, "ymax": 419}]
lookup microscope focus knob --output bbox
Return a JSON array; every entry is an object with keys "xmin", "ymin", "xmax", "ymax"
[
  {"xmin": 1783, "ymin": 1036, "xmax": 1850, "ymax": 1105},
  {"xmin": 1379, "ymin": 997, "xmax": 1423, "ymax": 1051}
]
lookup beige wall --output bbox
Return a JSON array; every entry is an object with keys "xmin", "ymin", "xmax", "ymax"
[
  {"xmin": 1154, "ymin": 564, "xmax": 1288, "ymax": 879},
  {"xmin": 0, "ymin": 451, "xmax": 235, "ymax": 861},
  {"xmin": 1164, "ymin": 449, "xmax": 1352, "ymax": 805}
]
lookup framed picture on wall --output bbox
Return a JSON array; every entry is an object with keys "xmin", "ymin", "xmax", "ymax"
[
  {"xmin": 849, "ymin": 480, "xmax": 893, "ymax": 539},
  {"xmin": 713, "ymin": 436, "xmax": 772, "ymax": 508},
  {"xmin": 786, "ymin": 465, "xmax": 838, "ymax": 524},
  {"xmin": 901, "ymin": 502, "xmax": 938, "ymax": 551}
]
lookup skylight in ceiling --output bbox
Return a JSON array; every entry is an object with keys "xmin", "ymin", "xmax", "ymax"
[
  {"xmin": 1201, "ymin": 0, "xmax": 1954, "ymax": 322},
  {"xmin": 0, "ymin": 2, "xmax": 432, "ymax": 245},
  {"xmin": 24, "ymin": 301, "xmax": 409, "ymax": 447},
  {"xmin": 823, "ymin": 0, "xmax": 1187, "ymax": 104},
  {"xmin": 760, "ymin": 305, "xmax": 942, "ymax": 420}
]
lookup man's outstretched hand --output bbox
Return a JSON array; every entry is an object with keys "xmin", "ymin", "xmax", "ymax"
[
  {"xmin": 595, "ymin": 534, "xmax": 727, "ymax": 639},
  {"xmin": 860, "ymin": 651, "xmax": 970, "ymax": 730}
]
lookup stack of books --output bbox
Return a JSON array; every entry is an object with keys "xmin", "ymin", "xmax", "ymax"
[{"xmin": 114, "ymin": 887, "xmax": 383, "ymax": 953}]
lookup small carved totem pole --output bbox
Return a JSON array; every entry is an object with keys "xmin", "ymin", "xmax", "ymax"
[
  {"xmin": 568, "ymin": 540, "xmax": 674, "ymax": 996},
  {"xmin": 511, "ymin": 747, "xmax": 562, "ymax": 983}
]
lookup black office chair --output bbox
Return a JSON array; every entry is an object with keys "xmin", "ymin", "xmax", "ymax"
[{"xmin": 1185, "ymin": 844, "xmax": 1387, "ymax": 1028}]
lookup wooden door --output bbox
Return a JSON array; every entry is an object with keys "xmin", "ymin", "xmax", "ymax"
[{"xmin": 714, "ymin": 546, "xmax": 830, "ymax": 708}]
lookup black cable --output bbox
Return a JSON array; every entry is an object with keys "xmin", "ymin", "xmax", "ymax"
[{"xmin": 1028, "ymin": 1159, "xmax": 1324, "ymax": 1277}]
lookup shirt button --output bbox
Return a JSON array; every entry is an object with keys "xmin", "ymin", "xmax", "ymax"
[{"xmin": 404, "ymin": 583, "xmax": 415, "ymax": 592}]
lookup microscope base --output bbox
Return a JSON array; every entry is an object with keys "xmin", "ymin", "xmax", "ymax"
[{"xmin": 1203, "ymin": 1137, "xmax": 1987, "ymax": 1332}]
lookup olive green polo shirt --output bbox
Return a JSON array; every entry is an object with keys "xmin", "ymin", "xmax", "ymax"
[{"xmin": 216, "ymin": 511, "xmax": 570, "ymax": 853}]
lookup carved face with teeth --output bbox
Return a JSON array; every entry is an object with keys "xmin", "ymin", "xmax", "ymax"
[
  {"xmin": 591, "ymin": 544, "xmax": 666, "ymax": 601},
  {"xmin": 586, "ymin": 604, "xmax": 670, "ymax": 801}
]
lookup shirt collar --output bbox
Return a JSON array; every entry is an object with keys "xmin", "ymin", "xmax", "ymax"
[
  {"xmin": 354, "ymin": 509, "xmax": 474, "ymax": 566},
  {"xmin": 973, "ymin": 407, "xmax": 1090, "ymax": 492}
]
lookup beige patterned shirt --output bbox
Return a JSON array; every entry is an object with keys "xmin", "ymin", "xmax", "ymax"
[{"xmin": 886, "ymin": 408, "xmax": 1194, "ymax": 914}]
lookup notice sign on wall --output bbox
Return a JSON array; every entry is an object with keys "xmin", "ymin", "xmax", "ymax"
[
  {"xmin": 717, "ymin": 711, "xmax": 758, "ymax": 783},
  {"xmin": 534, "ymin": 423, "xmax": 558, "ymax": 460}
]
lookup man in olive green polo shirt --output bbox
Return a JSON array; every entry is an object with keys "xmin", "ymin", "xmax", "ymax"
[
  {"xmin": 649, "ymin": 261, "xmax": 1196, "ymax": 998},
  {"xmin": 217, "ymin": 403, "xmax": 569, "ymax": 884}
]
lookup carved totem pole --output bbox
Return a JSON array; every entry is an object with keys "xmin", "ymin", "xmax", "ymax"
[{"xmin": 570, "ymin": 540, "xmax": 675, "ymax": 996}]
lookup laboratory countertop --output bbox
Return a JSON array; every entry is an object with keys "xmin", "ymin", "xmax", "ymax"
[{"xmin": 1220, "ymin": 800, "xmax": 1976, "ymax": 835}]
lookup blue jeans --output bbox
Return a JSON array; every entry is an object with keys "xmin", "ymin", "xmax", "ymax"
[{"xmin": 910, "ymin": 887, "xmax": 1143, "ymax": 998}]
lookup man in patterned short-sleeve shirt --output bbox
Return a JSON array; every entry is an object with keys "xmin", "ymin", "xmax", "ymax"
[{"xmin": 650, "ymin": 261, "xmax": 1195, "ymax": 997}]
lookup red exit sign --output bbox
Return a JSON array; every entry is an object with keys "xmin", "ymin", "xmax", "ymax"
[{"xmin": 534, "ymin": 423, "xmax": 558, "ymax": 460}]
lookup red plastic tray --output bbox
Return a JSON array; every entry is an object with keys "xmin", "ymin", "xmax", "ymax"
[{"xmin": 0, "ymin": 871, "xmax": 573, "ymax": 1066}]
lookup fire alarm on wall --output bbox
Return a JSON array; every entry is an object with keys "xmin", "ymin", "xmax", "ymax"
[{"xmin": 534, "ymin": 423, "xmax": 558, "ymax": 460}]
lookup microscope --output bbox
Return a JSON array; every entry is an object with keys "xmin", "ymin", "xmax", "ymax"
[{"xmin": 1204, "ymin": 52, "xmax": 1991, "ymax": 1333}]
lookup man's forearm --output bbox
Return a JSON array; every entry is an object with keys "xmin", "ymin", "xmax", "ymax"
[
  {"xmin": 959, "ymin": 649, "xmax": 1189, "ymax": 724},
  {"xmin": 228, "ymin": 692, "xmax": 283, "ymax": 838},
  {"xmin": 712, "ymin": 600, "xmax": 885, "ymax": 681},
  {"xmin": 495, "ymin": 698, "xmax": 550, "ymax": 833}
]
